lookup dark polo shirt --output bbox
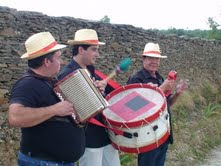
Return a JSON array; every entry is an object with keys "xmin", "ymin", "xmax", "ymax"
[
  {"xmin": 10, "ymin": 69, "xmax": 85, "ymax": 162},
  {"xmin": 58, "ymin": 59, "xmax": 112, "ymax": 148}
]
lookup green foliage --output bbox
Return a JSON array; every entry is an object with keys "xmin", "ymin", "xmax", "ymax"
[
  {"xmin": 207, "ymin": 17, "xmax": 221, "ymax": 40},
  {"xmin": 208, "ymin": 17, "xmax": 220, "ymax": 30},
  {"xmin": 150, "ymin": 17, "xmax": 221, "ymax": 40},
  {"xmin": 200, "ymin": 81, "xmax": 219, "ymax": 103},
  {"xmin": 100, "ymin": 15, "xmax": 110, "ymax": 23},
  {"xmin": 202, "ymin": 103, "xmax": 221, "ymax": 118},
  {"xmin": 120, "ymin": 153, "xmax": 136, "ymax": 166},
  {"xmin": 150, "ymin": 28, "xmax": 209, "ymax": 38}
]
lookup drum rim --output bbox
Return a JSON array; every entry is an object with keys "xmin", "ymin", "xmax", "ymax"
[
  {"xmin": 103, "ymin": 83, "xmax": 167, "ymax": 128},
  {"xmin": 111, "ymin": 130, "xmax": 170, "ymax": 153}
]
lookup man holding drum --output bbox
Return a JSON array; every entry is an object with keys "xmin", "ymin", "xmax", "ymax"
[
  {"xmin": 8, "ymin": 32, "xmax": 85, "ymax": 165},
  {"xmin": 58, "ymin": 29, "xmax": 121, "ymax": 166},
  {"xmin": 127, "ymin": 42, "xmax": 188, "ymax": 166}
]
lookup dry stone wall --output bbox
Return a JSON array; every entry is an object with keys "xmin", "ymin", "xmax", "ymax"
[{"xmin": 0, "ymin": 6, "xmax": 221, "ymax": 97}]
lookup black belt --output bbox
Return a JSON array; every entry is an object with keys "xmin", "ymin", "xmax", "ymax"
[
  {"xmin": 48, "ymin": 116, "xmax": 72, "ymax": 124},
  {"xmin": 20, "ymin": 149, "xmax": 64, "ymax": 163}
]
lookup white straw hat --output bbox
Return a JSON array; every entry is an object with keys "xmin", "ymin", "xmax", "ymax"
[
  {"xmin": 21, "ymin": 32, "xmax": 66, "ymax": 60},
  {"xmin": 67, "ymin": 29, "xmax": 105, "ymax": 46},
  {"xmin": 142, "ymin": 43, "xmax": 167, "ymax": 58}
]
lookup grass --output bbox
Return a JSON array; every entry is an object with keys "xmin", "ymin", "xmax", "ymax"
[
  {"xmin": 166, "ymin": 79, "xmax": 221, "ymax": 166},
  {"xmin": 120, "ymin": 153, "xmax": 137, "ymax": 166},
  {"xmin": 202, "ymin": 103, "xmax": 221, "ymax": 118}
]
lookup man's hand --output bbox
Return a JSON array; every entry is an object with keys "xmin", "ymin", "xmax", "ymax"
[
  {"xmin": 176, "ymin": 79, "xmax": 188, "ymax": 95},
  {"xmin": 147, "ymin": 82, "xmax": 158, "ymax": 88},
  {"xmin": 168, "ymin": 79, "xmax": 188, "ymax": 105},
  {"xmin": 93, "ymin": 78, "xmax": 107, "ymax": 94},
  {"xmin": 53, "ymin": 101, "xmax": 75, "ymax": 117}
]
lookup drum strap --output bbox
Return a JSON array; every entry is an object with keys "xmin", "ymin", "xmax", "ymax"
[
  {"xmin": 92, "ymin": 70, "xmax": 135, "ymax": 138},
  {"xmin": 89, "ymin": 118, "xmax": 134, "ymax": 139}
]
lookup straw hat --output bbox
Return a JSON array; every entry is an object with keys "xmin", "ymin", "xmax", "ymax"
[
  {"xmin": 21, "ymin": 32, "xmax": 66, "ymax": 60},
  {"xmin": 142, "ymin": 43, "xmax": 167, "ymax": 58},
  {"xmin": 67, "ymin": 29, "xmax": 105, "ymax": 46}
]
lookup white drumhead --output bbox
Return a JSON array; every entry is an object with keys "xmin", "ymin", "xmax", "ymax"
[{"xmin": 103, "ymin": 84, "xmax": 166, "ymax": 124}]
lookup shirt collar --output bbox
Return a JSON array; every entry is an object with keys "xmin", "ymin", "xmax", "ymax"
[
  {"xmin": 70, "ymin": 59, "xmax": 95, "ymax": 76},
  {"xmin": 70, "ymin": 59, "xmax": 81, "ymax": 69},
  {"xmin": 141, "ymin": 67, "xmax": 160, "ymax": 79}
]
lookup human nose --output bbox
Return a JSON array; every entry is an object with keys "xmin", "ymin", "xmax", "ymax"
[{"xmin": 96, "ymin": 51, "xmax": 100, "ymax": 58}]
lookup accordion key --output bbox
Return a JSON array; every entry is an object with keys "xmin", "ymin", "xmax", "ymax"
[{"xmin": 54, "ymin": 69, "xmax": 109, "ymax": 124}]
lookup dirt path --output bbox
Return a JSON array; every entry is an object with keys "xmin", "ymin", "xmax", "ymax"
[{"xmin": 196, "ymin": 146, "xmax": 221, "ymax": 166}]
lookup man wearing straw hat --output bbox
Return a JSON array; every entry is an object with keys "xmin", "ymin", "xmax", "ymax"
[
  {"xmin": 58, "ymin": 29, "xmax": 121, "ymax": 166},
  {"xmin": 8, "ymin": 32, "xmax": 85, "ymax": 166},
  {"xmin": 127, "ymin": 42, "xmax": 188, "ymax": 166}
]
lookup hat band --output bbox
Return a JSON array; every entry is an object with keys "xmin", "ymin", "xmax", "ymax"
[
  {"xmin": 29, "ymin": 41, "xmax": 58, "ymax": 57},
  {"xmin": 143, "ymin": 51, "xmax": 161, "ymax": 55},
  {"xmin": 84, "ymin": 40, "xmax": 99, "ymax": 44}
]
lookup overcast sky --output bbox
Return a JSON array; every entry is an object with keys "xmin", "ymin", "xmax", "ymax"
[{"xmin": 0, "ymin": 0, "xmax": 221, "ymax": 30}]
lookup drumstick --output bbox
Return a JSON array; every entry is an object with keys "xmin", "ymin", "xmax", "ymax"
[
  {"xmin": 164, "ymin": 70, "xmax": 177, "ymax": 97},
  {"xmin": 104, "ymin": 58, "xmax": 132, "ymax": 82}
]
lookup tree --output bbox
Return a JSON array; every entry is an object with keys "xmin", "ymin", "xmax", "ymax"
[
  {"xmin": 208, "ymin": 17, "xmax": 220, "ymax": 30},
  {"xmin": 207, "ymin": 17, "xmax": 221, "ymax": 40},
  {"xmin": 100, "ymin": 15, "xmax": 110, "ymax": 23}
]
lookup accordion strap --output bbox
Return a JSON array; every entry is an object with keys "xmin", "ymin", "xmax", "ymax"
[{"xmin": 89, "ymin": 118, "xmax": 135, "ymax": 139}]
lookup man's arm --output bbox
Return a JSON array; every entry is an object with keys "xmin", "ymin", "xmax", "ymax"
[
  {"xmin": 168, "ymin": 79, "xmax": 188, "ymax": 106},
  {"xmin": 8, "ymin": 101, "xmax": 74, "ymax": 128},
  {"xmin": 159, "ymin": 79, "xmax": 175, "ymax": 94},
  {"xmin": 168, "ymin": 92, "xmax": 181, "ymax": 106}
]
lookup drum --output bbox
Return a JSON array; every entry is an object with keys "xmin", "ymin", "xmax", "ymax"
[{"xmin": 102, "ymin": 84, "xmax": 170, "ymax": 153}]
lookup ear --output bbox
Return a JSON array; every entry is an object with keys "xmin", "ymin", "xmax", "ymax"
[
  {"xmin": 43, "ymin": 58, "xmax": 50, "ymax": 67},
  {"xmin": 78, "ymin": 46, "xmax": 84, "ymax": 55}
]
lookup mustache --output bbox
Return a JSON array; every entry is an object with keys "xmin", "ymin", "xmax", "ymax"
[{"xmin": 149, "ymin": 63, "xmax": 158, "ymax": 66}]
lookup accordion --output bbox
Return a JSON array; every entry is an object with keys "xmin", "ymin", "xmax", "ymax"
[{"xmin": 54, "ymin": 69, "xmax": 109, "ymax": 124}]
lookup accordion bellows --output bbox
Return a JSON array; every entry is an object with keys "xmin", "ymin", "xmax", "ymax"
[{"xmin": 54, "ymin": 69, "xmax": 109, "ymax": 124}]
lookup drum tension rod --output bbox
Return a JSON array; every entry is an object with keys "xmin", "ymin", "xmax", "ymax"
[
  {"xmin": 123, "ymin": 132, "xmax": 138, "ymax": 139},
  {"xmin": 165, "ymin": 114, "xmax": 169, "ymax": 120},
  {"xmin": 153, "ymin": 125, "xmax": 158, "ymax": 131}
]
